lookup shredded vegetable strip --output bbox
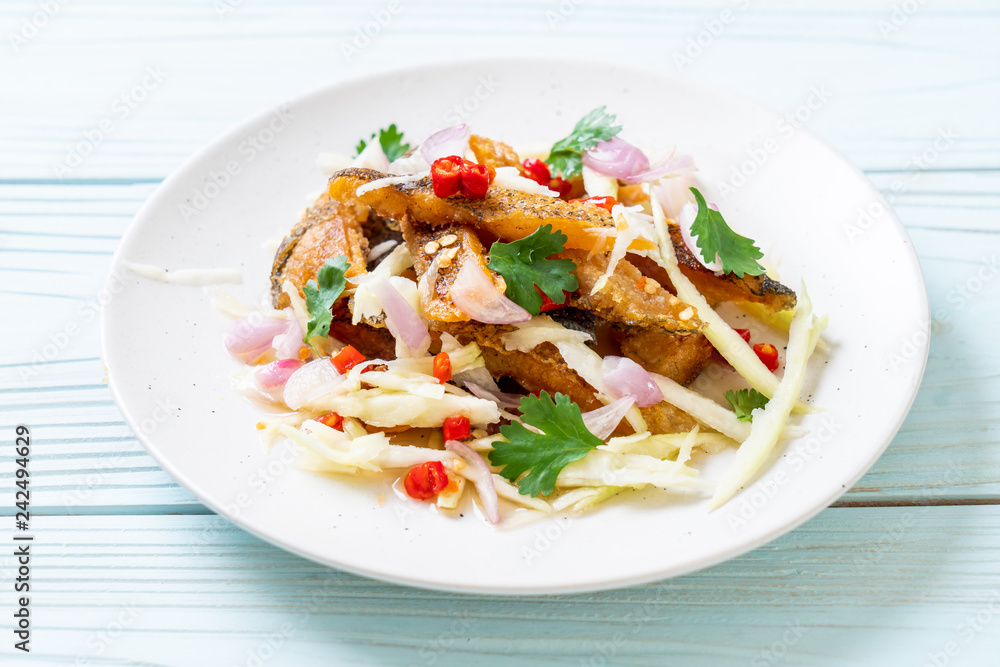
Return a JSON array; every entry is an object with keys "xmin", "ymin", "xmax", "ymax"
[
  {"xmin": 650, "ymin": 194, "xmax": 810, "ymax": 412},
  {"xmin": 650, "ymin": 373, "xmax": 750, "ymax": 443},
  {"xmin": 709, "ymin": 283, "xmax": 827, "ymax": 509}
]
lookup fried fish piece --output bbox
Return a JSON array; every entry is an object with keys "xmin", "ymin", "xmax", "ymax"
[
  {"xmin": 270, "ymin": 194, "xmax": 369, "ymax": 309},
  {"xmin": 626, "ymin": 224, "xmax": 796, "ymax": 312},
  {"xmin": 400, "ymin": 216, "xmax": 504, "ymax": 322},
  {"xmin": 469, "ymin": 134, "xmax": 521, "ymax": 169},
  {"xmin": 562, "ymin": 250, "xmax": 702, "ymax": 334},
  {"xmin": 327, "ymin": 168, "xmax": 655, "ymax": 253},
  {"xmin": 617, "ymin": 329, "xmax": 714, "ymax": 387},
  {"xmin": 328, "ymin": 319, "xmax": 397, "ymax": 360}
]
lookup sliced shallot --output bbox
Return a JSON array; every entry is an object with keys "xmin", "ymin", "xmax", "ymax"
[
  {"xmin": 420, "ymin": 124, "xmax": 471, "ymax": 165},
  {"xmin": 623, "ymin": 154, "xmax": 696, "ymax": 184},
  {"xmin": 283, "ymin": 358, "xmax": 345, "ymax": 410},
  {"xmin": 366, "ymin": 276, "xmax": 430, "ymax": 352},
  {"xmin": 224, "ymin": 315, "xmax": 289, "ymax": 362},
  {"xmin": 253, "ymin": 358, "xmax": 304, "ymax": 402},
  {"xmin": 445, "ymin": 439, "xmax": 500, "ymax": 524},
  {"xmin": 581, "ymin": 396, "xmax": 636, "ymax": 440},
  {"xmin": 464, "ymin": 382, "xmax": 523, "ymax": 410},
  {"xmin": 449, "ymin": 262, "xmax": 531, "ymax": 324},
  {"xmin": 272, "ymin": 311, "xmax": 303, "ymax": 360},
  {"xmin": 601, "ymin": 356, "xmax": 663, "ymax": 407},
  {"xmin": 582, "ymin": 136, "xmax": 650, "ymax": 179}
]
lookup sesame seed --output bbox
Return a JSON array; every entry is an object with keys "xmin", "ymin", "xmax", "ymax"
[
  {"xmin": 438, "ymin": 233, "xmax": 458, "ymax": 247},
  {"xmin": 423, "ymin": 241, "xmax": 439, "ymax": 254},
  {"xmin": 678, "ymin": 307, "xmax": 694, "ymax": 320}
]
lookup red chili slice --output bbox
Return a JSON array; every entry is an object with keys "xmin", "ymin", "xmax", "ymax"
[
  {"xmin": 753, "ymin": 343, "xmax": 780, "ymax": 372},
  {"xmin": 520, "ymin": 157, "xmax": 551, "ymax": 186},
  {"xmin": 403, "ymin": 461, "xmax": 449, "ymax": 500},
  {"xmin": 330, "ymin": 345, "xmax": 366, "ymax": 374},
  {"xmin": 432, "ymin": 352, "xmax": 452, "ymax": 384},
  {"xmin": 431, "ymin": 155, "xmax": 464, "ymax": 198},
  {"xmin": 460, "ymin": 162, "xmax": 496, "ymax": 199},
  {"xmin": 442, "ymin": 414, "xmax": 471, "ymax": 442}
]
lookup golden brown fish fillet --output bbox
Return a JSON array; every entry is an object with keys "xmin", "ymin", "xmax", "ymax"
[
  {"xmin": 626, "ymin": 225, "xmax": 796, "ymax": 312},
  {"xmin": 328, "ymin": 320, "xmax": 398, "ymax": 360},
  {"xmin": 617, "ymin": 329, "xmax": 714, "ymax": 387},
  {"xmin": 469, "ymin": 134, "xmax": 521, "ymax": 169},
  {"xmin": 400, "ymin": 216, "xmax": 504, "ymax": 323},
  {"xmin": 326, "ymin": 168, "xmax": 655, "ymax": 254},
  {"xmin": 270, "ymin": 194, "xmax": 369, "ymax": 309},
  {"xmin": 562, "ymin": 250, "xmax": 702, "ymax": 334}
]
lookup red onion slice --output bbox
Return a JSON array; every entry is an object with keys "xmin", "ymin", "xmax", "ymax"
[
  {"xmin": 650, "ymin": 171, "xmax": 695, "ymax": 220},
  {"xmin": 272, "ymin": 312, "xmax": 303, "ymax": 360},
  {"xmin": 622, "ymin": 154, "xmax": 696, "ymax": 184},
  {"xmin": 449, "ymin": 262, "xmax": 531, "ymax": 324},
  {"xmin": 283, "ymin": 358, "xmax": 345, "ymax": 410},
  {"xmin": 582, "ymin": 136, "xmax": 650, "ymax": 179},
  {"xmin": 445, "ymin": 439, "xmax": 500, "ymax": 524},
  {"xmin": 366, "ymin": 276, "xmax": 429, "ymax": 352},
  {"xmin": 253, "ymin": 359, "xmax": 305, "ymax": 404},
  {"xmin": 601, "ymin": 356, "xmax": 664, "ymax": 408},
  {"xmin": 225, "ymin": 315, "xmax": 288, "ymax": 362},
  {"xmin": 420, "ymin": 125, "xmax": 471, "ymax": 165},
  {"xmin": 581, "ymin": 396, "xmax": 636, "ymax": 440},
  {"xmin": 464, "ymin": 382, "xmax": 523, "ymax": 410}
]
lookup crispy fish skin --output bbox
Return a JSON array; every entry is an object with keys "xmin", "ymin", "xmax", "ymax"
[
  {"xmin": 617, "ymin": 329, "xmax": 714, "ymax": 386},
  {"xmin": 329, "ymin": 320, "xmax": 397, "ymax": 360},
  {"xmin": 270, "ymin": 194, "xmax": 369, "ymax": 309},
  {"xmin": 469, "ymin": 134, "xmax": 521, "ymax": 169},
  {"xmin": 400, "ymin": 216, "xmax": 504, "ymax": 322},
  {"xmin": 627, "ymin": 225, "xmax": 796, "ymax": 312},
  {"xmin": 562, "ymin": 250, "xmax": 702, "ymax": 334},
  {"xmin": 327, "ymin": 168, "xmax": 655, "ymax": 253}
]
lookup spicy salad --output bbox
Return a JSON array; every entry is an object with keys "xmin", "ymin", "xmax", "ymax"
[{"xmin": 221, "ymin": 107, "xmax": 827, "ymax": 525}]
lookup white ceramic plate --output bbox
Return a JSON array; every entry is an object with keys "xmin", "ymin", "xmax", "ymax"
[{"xmin": 101, "ymin": 57, "xmax": 929, "ymax": 595}]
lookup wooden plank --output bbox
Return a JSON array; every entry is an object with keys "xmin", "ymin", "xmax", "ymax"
[{"xmin": 0, "ymin": 509, "xmax": 997, "ymax": 665}]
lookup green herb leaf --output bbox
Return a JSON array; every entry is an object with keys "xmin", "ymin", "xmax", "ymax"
[
  {"xmin": 688, "ymin": 187, "xmax": 766, "ymax": 278},
  {"xmin": 487, "ymin": 224, "xmax": 579, "ymax": 315},
  {"xmin": 545, "ymin": 106, "xmax": 622, "ymax": 179},
  {"xmin": 355, "ymin": 124, "xmax": 410, "ymax": 162},
  {"xmin": 725, "ymin": 388, "xmax": 770, "ymax": 422},
  {"xmin": 303, "ymin": 256, "xmax": 351, "ymax": 343},
  {"xmin": 490, "ymin": 391, "xmax": 601, "ymax": 497}
]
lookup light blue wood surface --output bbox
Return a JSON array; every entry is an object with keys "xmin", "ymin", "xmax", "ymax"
[{"xmin": 1, "ymin": 1, "xmax": 998, "ymax": 664}]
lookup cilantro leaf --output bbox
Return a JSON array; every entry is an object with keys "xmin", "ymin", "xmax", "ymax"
[
  {"xmin": 487, "ymin": 225, "xmax": 578, "ymax": 315},
  {"xmin": 545, "ymin": 106, "xmax": 623, "ymax": 179},
  {"xmin": 303, "ymin": 256, "xmax": 350, "ymax": 343},
  {"xmin": 355, "ymin": 124, "xmax": 410, "ymax": 162},
  {"xmin": 688, "ymin": 187, "xmax": 766, "ymax": 278},
  {"xmin": 490, "ymin": 391, "xmax": 601, "ymax": 497},
  {"xmin": 725, "ymin": 388, "xmax": 770, "ymax": 422}
]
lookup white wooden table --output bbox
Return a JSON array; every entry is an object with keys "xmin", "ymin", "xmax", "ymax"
[{"xmin": 2, "ymin": 1, "xmax": 999, "ymax": 664}]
